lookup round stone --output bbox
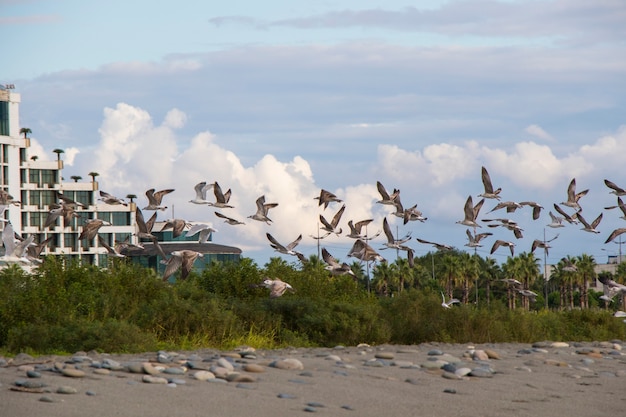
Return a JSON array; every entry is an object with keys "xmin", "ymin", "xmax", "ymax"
[
  {"xmin": 142, "ymin": 375, "xmax": 168, "ymax": 384},
  {"xmin": 57, "ymin": 386, "xmax": 78, "ymax": 394},
  {"xmin": 374, "ymin": 352, "xmax": 395, "ymax": 360},
  {"xmin": 142, "ymin": 363, "xmax": 160, "ymax": 375},
  {"xmin": 61, "ymin": 367, "xmax": 86, "ymax": 378},
  {"xmin": 192, "ymin": 370, "xmax": 215, "ymax": 381},
  {"xmin": 271, "ymin": 358, "xmax": 304, "ymax": 370},
  {"xmin": 243, "ymin": 364, "xmax": 264, "ymax": 373}
]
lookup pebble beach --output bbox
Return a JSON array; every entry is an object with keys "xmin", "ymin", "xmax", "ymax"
[{"xmin": 1, "ymin": 341, "xmax": 625, "ymax": 417}]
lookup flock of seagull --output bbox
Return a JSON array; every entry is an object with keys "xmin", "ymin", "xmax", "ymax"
[{"xmin": 2, "ymin": 168, "xmax": 626, "ymax": 302}]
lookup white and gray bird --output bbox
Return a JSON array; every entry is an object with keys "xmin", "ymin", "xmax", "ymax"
[
  {"xmin": 207, "ymin": 182, "xmax": 234, "ymax": 209},
  {"xmin": 215, "ymin": 211, "xmax": 245, "ymax": 226},
  {"xmin": 346, "ymin": 219, "xmax": 380, "ymax": 240},
  {"xmin": 189, "ymin": 181, "xmax": 215, "ymax": 205},
  {"xmin": 255, "ymin": 278, "xmax": 295, "ymax": 298},
  {"xmin": 604, "ymin": 179, "xmax": 626, "ymax": 196},
  {"xmin": 143, "ymin": 188, "xmax": 175, "ymax": 211},
  {"xmin": 185, "ymin": 223, "xmax": 217, "ymax": 243},
  {"xmin": 321, "ymin": 247, "xmax": 356, "ymax": 277},
  {"xmin": 376, "ymin": 181, "xmax": 400, "ymax": 205},
  {"xmin": 456, "ymin": 195, "xmax": 485, "ymax": 228},
  {"xmin": 441, "ymin": 291, "xmax": 460, "ymax": 308},
  {"xmin": 490, "ymin": 239, "xmax": 515, "ymax": 257},
  {"xmin": 98, "ymin": 191, "xmax": 127, "ymax": 206},
  {"xmin": 266, "ymin": 233, "xmax": 303, "ymax": 256},
  {"xmin": 465, "ymin": 229, "xmax": 492, "ymax": 248},
  {"xmin": 248, "ymin": 195, "xmax": 278, "ymax": 225},
  {"xmin": 478, "ymin": 166, "xmax": 502, "ymax": 200},
  {"xmin": 381, "ymin": 217, "xmax": 411, "ymax": 250},
  {"xmin": 577, "ymin": 212, "xmax": 602, "ymax": 234},
  {"xmin": 314, "ymin": 189, "xmax": 342, "ymax": 209},
  {"xmin": 560, "ymin": 178, "xmax": 588, "ymax": 210},
  {"xmin": 162, "ymin": 250, "xmax": 204, "ymax": 281},
  {"xmin": 319, "ymin": 204, "xmax": 345, "ymax": 235},
  {"xmin": 78, "ymin": 218, "xmax": 111, "ymax": 241}
]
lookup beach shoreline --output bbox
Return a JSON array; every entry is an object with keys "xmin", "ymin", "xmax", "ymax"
[{"xmin": 1, "ymin": 341, "xmax": 625, "ymax": 417}]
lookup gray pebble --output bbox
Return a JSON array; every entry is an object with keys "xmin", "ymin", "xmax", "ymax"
[
  {"xmin": 57, "ymin": 386, "xmax": 78, "ymax": 394},
  {"xmin": 86, "ymin": 390, "xmax": 97, "ymax": 396},
  {"xmin": 444, "ymin": 388, "xmax": 457, "ymax": 394},
  {"xmin": 39, "ymin": 396, "xmax": 57, "ymax": 403},
  {"xmin": 278, "ymin": 393, "xmax": 297, "ymax": 399},
  {"xmin": 26, "ymin": 370, "xmax": 42, "ymax": 378},
  {"xmin": 307, "ymin": 402, "xmax": 325, "ymax": 408}
]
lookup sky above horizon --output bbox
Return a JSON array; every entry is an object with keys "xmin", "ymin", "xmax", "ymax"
[{"xmin": 2, "ymin": 0, "xmax": 626, "ymax": 269}]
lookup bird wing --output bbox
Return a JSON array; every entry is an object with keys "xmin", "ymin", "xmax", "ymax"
[
  {"xmin": 481, "ymin": 166, "xmax": 494, "ymax": 193},
  {"xmin": 286, "ymin": 234, "xmax": 302, "ymax": 251},
  {"xmin": 145, "ymin": 188, "xmax": 157, "ymax": 205},
  {"xmin": 162, "ymin": 254, "xmax": 183, "ymax": 281},
  {"xmin": 376, "ymin": 181, "xmax": 390, "ymax": 200},
  {"xmin": 382, "ymin": 217, "xmax": 394, "ymax": 243},
  {"xmin": 605, "ymin": 228, "xmax": 626, "ymax": 244},
  {"xmin": 330, "ymin": 205, "xmax": 346, "ymax": 228},
  {"xmin": 154, "ymin": 189, "xmax": 175, "ymax": 204},
  {"xmin": 266, "ymin": 233, "xmax": 287, "ymax": 252}
]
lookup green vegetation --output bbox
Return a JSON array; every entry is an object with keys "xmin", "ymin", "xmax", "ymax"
[{"xmin": 0, "ymin": 252, "xmax": 624, "ymax": 355}]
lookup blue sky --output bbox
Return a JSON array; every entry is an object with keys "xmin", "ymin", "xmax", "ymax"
[{"xmin": 2, "ymin": 0, "xmax": 626, "ymax": 268}]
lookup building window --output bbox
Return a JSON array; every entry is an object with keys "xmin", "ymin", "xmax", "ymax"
[
  {"xmin": 29, "ymin": 169, "xmax": 41, "ymax": 186},
  {"xmin": 42, "ymin": 190, "xmax": 56, "ymax": 208},
  {"xmin": 41, "ymin": 169, "xmax": 57, "ymax": 187},
  {"xmin": 29, "ymin": 190, "xmax": 41, "ymax": 208},
  {"xmin": 0, "ymin": 101, "xmax": 9, "ymax": 136},
  {"xmin": 75, "ymin": 191, "xmax": 91, "ymax": 207}
]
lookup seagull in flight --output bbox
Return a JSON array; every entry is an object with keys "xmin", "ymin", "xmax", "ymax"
[
  {"xmin": 478, "ymin": 166, "xmax": 502, "ymax": 200},
  {"xmin": 456, "ymin": 195, "xmax": 485, "ymax": 228},
  {"xmin": 254, "ymin": 278, "xmax": 295, "ymax": 298},
  {"xmin": 266, "ymin": 232, "xmax": 303, "ymax": 256},
  {"xmin": 577, "ymin": 212, "xmax": 602, "ymax": 234},
  {"xmin": 314, "ymin": 189, "xmax": 342, "ymax": 209},
  {"xmin": 416, "ymin": 237, "xmax": 453, "ymax": 251},
  {"xmin": 143, "ymin": 188, "xmax": 175, "ymax": 211},
  {"xmin": 490, "ymin": 239, "xmax": 515, "ymax": 257},
  {"xmin": 465, "ymin": 229, "xmax": 492, "ymax": 248},
  {"xmin": 207, "ymin": 182, "xmax": 234, "ymax": 209},
  {"xmin": 98, "ymin": 191, "xmax": 127, "ymax": 206},
  {"xmin": 441, "ymin": 291, "xmax": 460, "ymax": 308},
  {"xmin": 346, "ymin": 218, "xmax": 380, "ymax": 240},
  {"xmin": 186, "ymin": 223, "xmax": 217, "ymax": 243},
  {"xmin": 560, "ymin": 178, "xmax": 588, "ymax": 210},
  {"xmin": 321, "ymin": 247, "xmax": 356, "ymax": 277},
  {"xmin": 376, "ymin": 181, "xmax": 400, "ymax": 205},
  {"xmin": 162, "ymin": 250, "xmax": 204, "ymax": 281},
  {"xmin": 319, "ymin": 204, "xmax": 345, "ymax": 235},
  {"xmin": 248, "ymin": 195, "xmax": 279, "ymax": 224},
  {"xmin": 215, "ymin": 211, "xmax": 245, "ymax": 225},
  {"xmin": 381, "ymin": 217, "xmax": 411, "ymax": 250},
  {"xmin": 604, "ymin": 179, "xmax": 626, "ymax": 196},
  {"xmin": 189, "ymin": 181, "xmax": 215, "ymax": 205}
]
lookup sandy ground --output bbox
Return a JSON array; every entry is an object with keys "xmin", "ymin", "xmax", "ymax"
[{"xmin": 1, "ymin": 341, "xmax": 626, "ymax": 417}]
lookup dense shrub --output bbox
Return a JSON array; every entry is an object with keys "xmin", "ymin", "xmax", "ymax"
[{"xmin": 0, "ymin": 258, "xmax": 624, "ymax": 355}]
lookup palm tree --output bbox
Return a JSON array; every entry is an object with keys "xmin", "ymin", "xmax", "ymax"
[
  {"xmin": 441, "ymin": 253, "xmax": 462, "ymax": 301},
  {"xmin": 88, "ymin": 172, "xmax": 99, "ymax": 182},
  {"xmin": 576, "ymin": 254, "xmax": 596, "ymax": 309},
  {"xmin": 372, "ymin": 262, "xmax": 398, "ymax": 296},
  {"xmin": 481, "ymin": 256, "xmax": 501, "ymax": 306},
  {"xmin": 30, "ymin": 155, "xmax": 38, "ymax": 161},
  {"xmin": 19, "ymin": 127, "xmax": 32, "ymax": 139},
  {"xmin": 502, "ymin": 256, "xmax": 521, "ymax": 309},
  {"xmin": 70, "ymin": 175, "xmax": 82, "ymax": 182},
  {"xmin": 126, "ymin": 194, "xmax": 137, "ymax": 203},
  {"xmin": 517, "ymin": 252, "xmax": 540, "ymax": 310}
]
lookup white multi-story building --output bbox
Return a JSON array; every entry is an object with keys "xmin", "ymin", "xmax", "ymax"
[
  {"xmin": 1, "ymin": 85, "xmax": 241, "ymax": 272},
  {"xmin": 0, "ymin": 84, "xmax": 136, "ymax": 267}
]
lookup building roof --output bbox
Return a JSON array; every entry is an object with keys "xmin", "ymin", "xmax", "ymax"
[{"xmin": 123, "ymin": 241, "xmax": 242, "ymax": 257}]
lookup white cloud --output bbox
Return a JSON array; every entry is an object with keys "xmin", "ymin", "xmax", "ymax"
[
  {"xmin": 525, "ymin": 124, "xmax": 554, "ymax": 142},
  {"xmin": 63, "ymin": 147, "xmax": 80, "ymax": 166}
]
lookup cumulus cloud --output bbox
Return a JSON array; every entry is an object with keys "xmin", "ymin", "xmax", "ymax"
[
  {"xmin": 35, "ymin": 101, "xmax": 626, "ymax": 264},
  {"xmin": 63, "ymin": 147, "xmax": 80, "ymax": 166}
]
